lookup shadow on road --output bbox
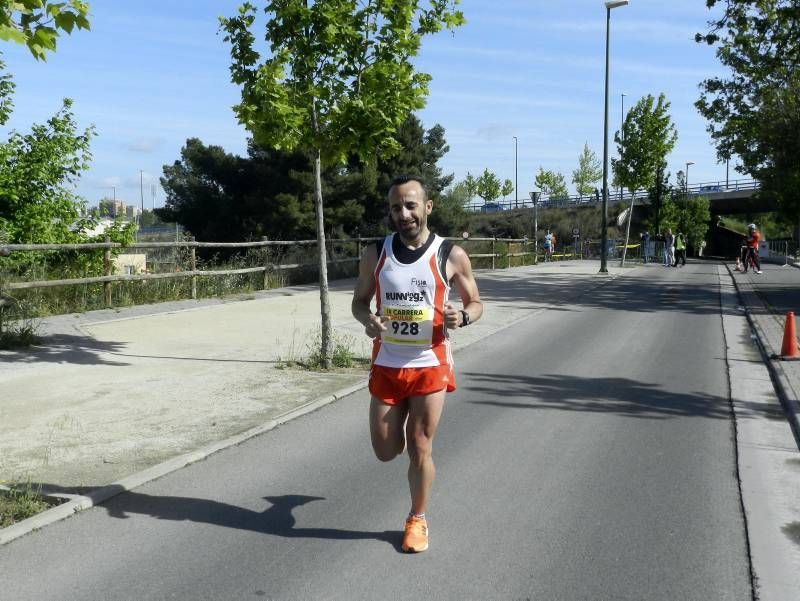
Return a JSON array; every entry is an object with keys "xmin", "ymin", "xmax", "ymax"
[
  {"xmin": 0, "ymin": 334, "xmax": 130, "ymax": 366},
  {"xmin": 463, "ymin": 372, "xmax": 733, "ymax": 420},
  {"xmin": 36, "ymin": 486, "xmax": 403, "ymax": 551}
]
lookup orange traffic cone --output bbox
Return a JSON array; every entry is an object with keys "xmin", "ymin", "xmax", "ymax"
[{"xmin": 780, "ymin": 312, "xmax": 800, "ymax": 360}]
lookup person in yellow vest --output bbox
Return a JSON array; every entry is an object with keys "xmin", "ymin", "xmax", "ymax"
[
  {"xmin": 352, "ymin": 175, "xmax": 483, "ymax": 553},
  {"xmin": 673, "ymin": 232, "xmax": 686, "ymax": 267}
]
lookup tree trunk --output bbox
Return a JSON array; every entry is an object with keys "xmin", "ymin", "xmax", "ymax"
[
  {"xmin": 313, "ymin": 147, "xmax": 332, "ymax": 369},
  {"xmin": 620, "ymin": 192, "xmax": 636, "ymax": 267}
]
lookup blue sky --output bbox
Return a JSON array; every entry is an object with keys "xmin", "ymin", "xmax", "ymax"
[{"xmin": 2, "ymin": 0, "xmax": 734, "ymax": 209}]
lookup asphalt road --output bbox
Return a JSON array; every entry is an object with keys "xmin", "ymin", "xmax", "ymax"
[{"xmin": 1, "ymin": 262, "xmax": 752, "ymax": 600}]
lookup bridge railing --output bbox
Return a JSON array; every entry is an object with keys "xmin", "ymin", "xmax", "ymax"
[{"xmin": 465, "ymin": 178, "xmax": 760, "ymax": 212}]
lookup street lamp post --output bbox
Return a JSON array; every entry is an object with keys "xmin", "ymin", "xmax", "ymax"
[
  {"xmin": 685, "ymin": 161, "xmax": 694, "ymax": 196},
  {"xmin": 726, "ymin": 158, "xmax": 729, "ymax": 189},
  {"xmin": 139, "ymin": 170, "xmax": 145, "ymax": 214},
  {"xmin": 619, "ymin": 92, "xmax": 625, "ymax": 204},
  {"xmin": 600, "ymin": 0, "xmax": 630, "ymax": 274},
  {"xmin": 513, "ymin": 136, "xmax": 519, "ymax": 209}
]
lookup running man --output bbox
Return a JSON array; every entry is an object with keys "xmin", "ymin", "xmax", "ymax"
[{"xmin": 352, "ymin": 175, "xmax": 483, "ymax": 553}]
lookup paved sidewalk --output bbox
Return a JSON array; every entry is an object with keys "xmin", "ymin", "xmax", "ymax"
[{"xmin": 727, "ymin": 260, "xmax": 800, "ymax": 446}]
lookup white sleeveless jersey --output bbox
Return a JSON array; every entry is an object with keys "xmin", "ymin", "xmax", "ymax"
[{"xmin": 373, "ymin": 234, "xmax": 452, "ymax": 368}]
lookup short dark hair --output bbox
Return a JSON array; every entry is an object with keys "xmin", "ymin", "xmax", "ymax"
[{"xmin": 388, "ymin": 174, "xmax": 428, "ymax": 201}]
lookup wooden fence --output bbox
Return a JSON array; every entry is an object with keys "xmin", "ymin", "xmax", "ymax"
[{"xmin": 0, "ymin": 236, "xmax": 534, "ymax": 308}]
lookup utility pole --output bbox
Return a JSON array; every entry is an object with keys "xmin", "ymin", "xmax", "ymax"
[
  {"xmin": 139, "ymin": 170, "xmax": 144, "ymax": 214},
  {"xmin": 513, "ymin": 136, "xmax": 519, "ymax": 209},
  {"xmin": 619, "ymin": 92, "xmax": 625, "ymax": 204},
  {"xmin": 726, "ymin": 158, "xmax": 729, "ymax": 188}
]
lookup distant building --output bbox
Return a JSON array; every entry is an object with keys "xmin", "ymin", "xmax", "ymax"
[
  {"xmin": 113, "ymin": 253, "xmax": 147, "ymax": 275},
  {"xmin": 98, "ymin": 198, "xmax": 127, "ymax": 218},
  {"xmin": 126, "ymin": 205, "xmax": 142, "ymax": 220}
]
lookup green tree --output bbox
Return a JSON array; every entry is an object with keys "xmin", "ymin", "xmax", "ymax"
[
  {"xmin": 612, "ymin": 93, "xmax": 677, "ymax": 265},
  {"xmin": 501, "ymin": 178, "xmax": 513, "ymax": 203},
  {"xmin": 463, "ymin": 172, "xmax": 477, "ymax": 200},
  {"xmin": 428, "ymin": 181, "xmax": 468, "ymax": 236},
  {"xmin": 475, "ymin": 168, "xmax": 501, "ymax": 203},
  {"xmin": 696, "ymin": 0, "xmax": 800, "ymax": 228},
  {"xmin": 221, "ymin": 0, "xmax": 464, "ymax": 368},
  {"xmin": 159, "ymin": 138, "xmax": 327, "ymax": 243},
  {"xmin": 658, "ymin": 196, "xmax": 711, "ymax": 255},
  {"xmin": 572, "ymin": 142, "xmax": 602, "ymax": 196},
  {"xmin": 675, "ymin": 169, "xmax": 686, "ymax": 193},
  {"xmin": 646, "ymin": 161, "xmax": 671, "ymax": 234},
  {"xmin": 0, "ymin": 0, "xmax": 90, "ymax": 60},
  {"xmin": 0, "ymin": 68, "xmax": 95, "ymax": 248},
  {"xmin": 138, "ymin": 209, "xmax": 166, "ymax": 229},
  {"xmin": 366, "ymin": 114, "xmax": 454, "ymax": 226},
  {"xmin": 534, "ymin": 167, "xmax": 568, "ymax": 200}
]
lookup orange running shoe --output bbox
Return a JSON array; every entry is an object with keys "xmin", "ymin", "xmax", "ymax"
[{"xmin": 401, "ymin": 515, "xmax": 429, "ymax": 553}]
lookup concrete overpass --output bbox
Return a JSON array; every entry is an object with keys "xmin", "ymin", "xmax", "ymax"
[{"xmin": 468, "ymin": 179, "xmax": 768, "ymax": 215}]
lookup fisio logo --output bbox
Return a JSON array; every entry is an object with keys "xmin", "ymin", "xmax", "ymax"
[{"xmin": 411, "ymin": 278, "xmax": 428, "ymax": 287}]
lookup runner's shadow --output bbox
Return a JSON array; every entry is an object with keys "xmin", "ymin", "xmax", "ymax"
[{"xmin": 94, "ymin": 489, "xmax": 403, "ymax": 551}]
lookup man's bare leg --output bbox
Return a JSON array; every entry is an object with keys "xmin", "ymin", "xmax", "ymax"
[
  {"xmin": 369, "ymin": 396, "xmax": 408, "ymax": 462},
  {"xmin": 405, "ymin": 391, "xmax": 446, "ymax": 515}
]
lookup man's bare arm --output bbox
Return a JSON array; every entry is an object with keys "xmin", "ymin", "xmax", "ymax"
[
  {"xmin": 351, "ymin": 243, "xmax": 389, "ymax": 338},
  {"xmin": 444, "ymin": 245, "xmax": 483, "ymax": 329}
]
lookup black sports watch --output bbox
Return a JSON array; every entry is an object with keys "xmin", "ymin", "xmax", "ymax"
[{"xmin": 459, "ymin": 309, "xmax": 470, "ymax": 328}]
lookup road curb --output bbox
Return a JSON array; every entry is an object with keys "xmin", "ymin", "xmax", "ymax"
[
  {"xmin": 1, "ymin": 264, "xmax": 624, "ymax": 546},
  {"xmin": 0, "ymin": 380, "xmax": 370, "ymax": 546},
  {"xmin": 724, "ymin": 263, "xmax": 800, "ymax": 450}
]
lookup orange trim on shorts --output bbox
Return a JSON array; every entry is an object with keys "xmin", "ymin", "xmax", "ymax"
[{"xmin": 369, "ymin": 364, "xmax": 456, "ymax": 406}]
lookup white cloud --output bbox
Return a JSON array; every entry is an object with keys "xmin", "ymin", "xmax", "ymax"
[{"xmin": 125, "ymin": 138, "xmax": 164, "ymax": 153}]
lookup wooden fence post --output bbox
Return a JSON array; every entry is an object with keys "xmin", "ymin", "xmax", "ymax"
[
  {"xmin": 103, "ymin": 236, "xmax": 112, "ymax": 308},
  {"xmin": 261, "ymin": 236, "xmax": 270, "ymax": 290},
  {"xmin": 190, "ymin": 239, "xmax": 197, "ymax": 300},
  {"xmin": 491, "ymin": 237, "xmax": 496, "ymax": 270}
]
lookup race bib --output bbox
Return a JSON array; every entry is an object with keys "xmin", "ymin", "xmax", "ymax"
[{"xmin": 381, "ymin": 306, "xmax": 433, "ymax": 346}]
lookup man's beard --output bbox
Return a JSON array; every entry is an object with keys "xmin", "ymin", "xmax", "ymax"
[{"xmin": 392, "ymin": 213, "xmax": 427, "ymax": 242}]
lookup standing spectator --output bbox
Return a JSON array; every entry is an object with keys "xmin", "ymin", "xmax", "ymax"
[
  {"xmin": 640, "ymin": 231, "xmax": 651, "ymax": 263},
  {"xmin": 543, "ymin": 229, "xmax": 553, "ymax": 262},
  {"xmin": 743, "ymin": 223, "xmax": 763, "ymax": 274},
  {"xmin": 664, "ymin": 229, "xmax": 675, "ymax": 267},
  {"xmin": 674, "ymin": 232, "xmax": 686, "ymax": 267}
]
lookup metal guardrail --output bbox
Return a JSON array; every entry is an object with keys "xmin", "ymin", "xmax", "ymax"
[{"xmin": 466, "ymin": 178, "xmax": 761, "ymax": 212}]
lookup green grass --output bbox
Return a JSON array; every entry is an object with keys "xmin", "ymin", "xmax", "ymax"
[
  {"xmin": 0, "ymin": 299, "xmax": 40, "ymax": 349},
  {"xmin": 277, "ymin": 327, "xmax": 370, "ymax": 371},
  {"xmin": 0, "ymin": 483, "xmax": 55, "ymax": 528}
]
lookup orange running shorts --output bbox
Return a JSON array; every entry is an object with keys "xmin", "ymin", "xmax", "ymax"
[{"xmin": 369, "ymin": 364, "xmax": 456, "ymax": 406}]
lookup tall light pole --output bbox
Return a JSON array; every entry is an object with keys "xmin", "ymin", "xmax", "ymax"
[
  {"xmin": 139, "ymin": 170, "xmax": 145, "ymax": 214},
  {"xmin": 725, "ymin": 158, "xmax": 729, "ymax": 188},
  {"xmin": 600, "ymin": 0, "xmax": 630, "ymax": 274},
  {"xmin": 513, "ymin": 136, "xmax": 519, "ymax": 209},
  {"xmin": 685, "ymin": 161, "xmax": 694, "ymax": 196},
  {"xmin": 619, "ymin": 92, "xmax": 625, "ymax": 203}
]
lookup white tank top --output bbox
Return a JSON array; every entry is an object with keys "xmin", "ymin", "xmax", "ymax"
[{"xmin": 373, "ymin": 234, "xmax": 452, "ymax": 368}]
